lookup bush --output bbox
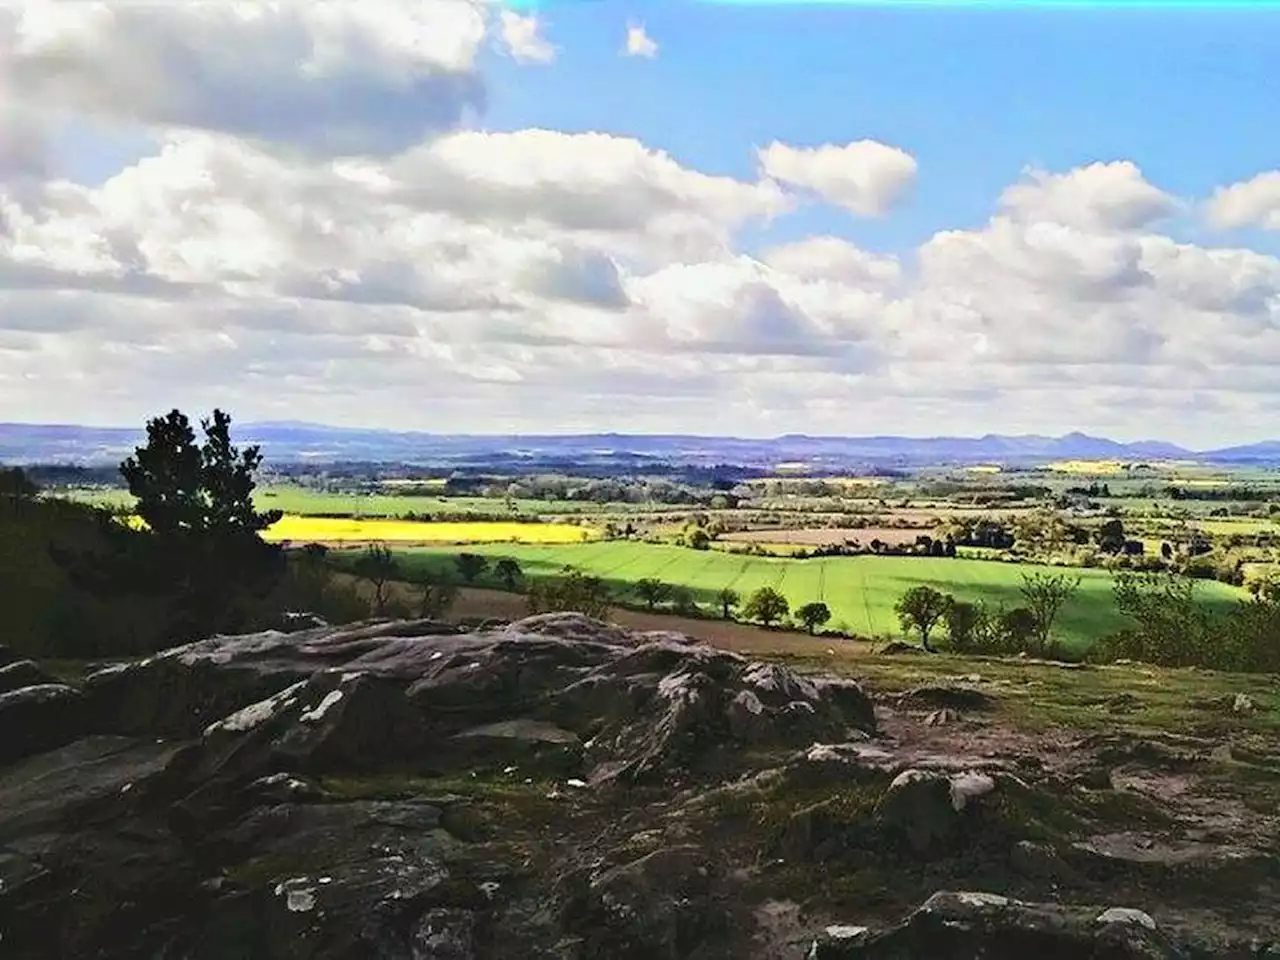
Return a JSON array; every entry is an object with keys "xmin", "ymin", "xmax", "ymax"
[{"xmin": 526, "ymin": 567, "xmax": 611, "ymax": 619}]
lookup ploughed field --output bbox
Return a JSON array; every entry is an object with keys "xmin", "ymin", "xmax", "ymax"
[{"xmin": 372, "ymin": 541, "xmax": 1246, "ymax": 652}]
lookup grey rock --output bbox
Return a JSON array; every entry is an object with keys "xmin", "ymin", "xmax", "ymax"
[
  {"xmin": 896, "ymin": 684, "xmax": 998, "ymax": 713},
  {"xmin": 874, "ymin": 769, "xmax": 996, "ymax": 856},
  {"xmin": 813, "ymin": 891, "xmax": 1187, "ymax": 959},
  {"xmin": 0, "ymin": 683, "xmax": 84, "ymax": 766}
]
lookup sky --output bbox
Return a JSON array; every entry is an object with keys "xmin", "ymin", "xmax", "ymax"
[{"xmin": 2, "ymin": 2, "xmax": 1280, "ymax": 447}]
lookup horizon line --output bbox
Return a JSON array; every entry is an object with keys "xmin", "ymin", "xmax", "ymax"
[{"xmin": 1, "ymin": 420, "xmax": 1276, "ymax": 453}]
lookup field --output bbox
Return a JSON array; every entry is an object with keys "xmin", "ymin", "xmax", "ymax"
[
  {"xmin": 370, "ymin": 541, "xmax": 1246, "ymax": 652},
  {"xmin": 265, "ymin": 516, "xmax": 596, "ymax": 544},
  {"xmin": 59, "ymin": 486, "xmax": 671, "ymax": 519},
  {"xmin": 720, "ymin": 526, "xmax": 925, "ymax": 547}
]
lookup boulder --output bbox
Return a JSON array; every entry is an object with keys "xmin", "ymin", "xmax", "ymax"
[
  {"xmin": 874, "ymin": 769, "xmax": 996, "ymax": 855},
  {"xmin": 0, "ymin": 658, "xmax": 58, "ymax": 694},
  {"xmin": 0, "ymin": 683, "xmax": 84, "ymax": 766},
  {"xmin": 895, "ymin": 684, "xmax": 998, "ymax": 713},
  {"xmin": 562, "ymin": 845, "xmax": 727, "ymax": 960},
  {"xmin": 810, "ymin": 891, "xmax": 1186, "ymax": 959}
]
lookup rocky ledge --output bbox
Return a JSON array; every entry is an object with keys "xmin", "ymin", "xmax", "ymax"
[{"xmin": 0, "ymin": 615, "xmax": 1276, "ymax": 958}]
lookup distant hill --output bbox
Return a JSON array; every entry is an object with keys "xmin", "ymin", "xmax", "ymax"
[{"xmin": 0, "ymin": 420, "xmax": 1273, "ymax": 468}]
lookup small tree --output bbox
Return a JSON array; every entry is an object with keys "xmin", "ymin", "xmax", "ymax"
[
  {"xmin": 943, "ymin": 599, "xmax": 983, "ymax": 651},
  {"xmin": 687, "ymin": 527, "xmax": 711, "ymax": 550},
  {"xmin": 107, "ymin": 408, "xmax": 283, "ymax": 637},
  {"xmin": 1097, "ymin": 518, "xmax": 1126, "ymax": 554},
  {"xmin": 494, "ymin": 557, "xmax": 523, "ymax": 591},
  {"xmin": 999, "ymin": 606, "xmax": 1039, "ymax": 651},
  {"xmin": 796, "ymin": 601, "xmax": 831, "ymax": 634},
  {"xmin": 634, "ymin": 578, "xmax": 670, "ymax": 610},
  {"xmin": 121, "ymin": 408, "xmax": 282, "ymax": 538},
  {"xmin": 742, "ymin": 586, "xmax": 789, "ymax": 627},
  {"xmin": 670, "ymin": 586, "xmax": 698, "ymax": 615},
  {"xmin": 1019, "ymin": 570, "xmax": 1081, "ymax": 655},
  {"xmin": 454, "ymin": 553, "xmax": 489, "ymax": 584},
  {"xmin": 526, "ymin": 566, "xmax": 611, "ymax": 619},
  {"xmin": 717, "ymin": 587, "xmax": 740, "ymax": 620},
  {"xmin": 0, "ymin": 467, "xmax": 39, "ymax": 517},
  {"xmin": 894, "ymin": 585, "xmax": 951, "ymax": 652},
  {"xmin": 354, "ymin": 543, "xmax": 398, "ymax": 615},
  {"xmin": 0, "ymin": 466, "xmax": 39, "ymax": 500}
]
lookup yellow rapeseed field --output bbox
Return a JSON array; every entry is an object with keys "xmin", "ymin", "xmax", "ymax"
[
  {"xmin": 1046, "ymin": 459, "xmax": 1129, "ymax": 475},
  {"xmin": 262, "ymin": 516, "xmax": 596, "ymax": 544}
]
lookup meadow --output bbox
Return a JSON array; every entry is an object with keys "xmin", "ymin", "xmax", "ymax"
[
  {"xmin": 60, "ymin": 485, "xmax": 674, "ymax": 519},
  {"xmin": 368, "ymin": 541, "xmax": 1247, "ymax": 652}
]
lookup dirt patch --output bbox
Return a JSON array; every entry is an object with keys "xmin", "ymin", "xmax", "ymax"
[{"xmin": 333, "ymin": 575, "xmax": 875, "ymax": 661}]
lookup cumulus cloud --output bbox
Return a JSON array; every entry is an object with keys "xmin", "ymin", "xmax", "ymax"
[
  {"xmin": 998, "ymin": 161, "xmax": 1178, "ymax": 232},
  {"xmin": 498, "ymin": 11, "xmax": 556, "ymax": 65},
  {"xmin": 0, "ymin": 0, "xmax": 487, "ymax": 156},
  {"xmin": 0, "ymin": 103, "xmax": 47, "ymax": 181},
  {"xmin": 758, "ymin": 140, "xmax": 918, "ymax": 217},
  {"xmin": 1, "ymin": 1, "xmax": 1279, "ymax": 443},
  {"xmin": 1205, "ymin": 171, "xmax": 1280, "ymax": 231},
  {"xmin": 624, "ymin": 23, "xmax": 658, "ymax": 59}
]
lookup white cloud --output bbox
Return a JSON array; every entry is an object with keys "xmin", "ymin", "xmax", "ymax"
[
  {"xmin": 0, "ymin": 103, "xmax": 47, "ymax": 182},
  {"xmin": 758, "ymin": 140, "xmax": 918, "ymax": 217},
  {"xmin": 498, "ymin": 11, "xmax": 556, "ymax": 65},
  {"xmin": 1205, "ymin": 171, "xmax": 1280, "ymax": 231},
  {"xmin": 0, "ymin": 0, "xmax": 488, "ymax": 156},
  {"xmin": 624, "ymin": 23, "xmax": 658, "ymax": 59},
  {"xmin": 998, "ymin": 161, "xmax": 1178, "ymax": 232},
  {"xmin": 1, "ymin": 1, "xmax": 1279, "ymax": 444}
]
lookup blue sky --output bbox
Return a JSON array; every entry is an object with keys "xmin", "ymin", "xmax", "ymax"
[
  {"xmin": 484, "ymin": 5, "xmax": 1280, "ymax": 256},
  {"xmin": 5, "ymin": 0, "xmax": 1280, "ymax": 443}
]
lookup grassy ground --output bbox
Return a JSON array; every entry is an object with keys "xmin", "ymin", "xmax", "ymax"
[
  {"xmin": 57, "ymin": 486, "xmax": 677, "ymax": 518},
  {"xmin": 363, "ymin": 541, "xmax": 1246, "ymax": 651}
]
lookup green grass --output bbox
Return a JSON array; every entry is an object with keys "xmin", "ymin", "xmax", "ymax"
[
  {"xmin": 370, "ymin": 542, "xmax": 1246, "ymax": 651},
  {"xmin": 54, "ymin": 485, "xmax": 676, "ymax": 519}
]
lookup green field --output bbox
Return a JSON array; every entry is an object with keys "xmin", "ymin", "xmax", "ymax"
[
  {"xmin": 58, "ymin": 486, "xmax": 678, "ymax": 518},
  {"xmin": 372, "ymin": 542, "xmax": 1246, "ymax": 651}
]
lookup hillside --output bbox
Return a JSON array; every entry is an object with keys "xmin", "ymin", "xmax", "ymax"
[{"xmin": 7, "ymin": 421, "xmax": 1280, "ymax": 467}]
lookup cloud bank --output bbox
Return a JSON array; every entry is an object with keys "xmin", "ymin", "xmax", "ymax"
[{"xmin": 1, "ymin": 0, "xmax": 1279, "ymax": 445}]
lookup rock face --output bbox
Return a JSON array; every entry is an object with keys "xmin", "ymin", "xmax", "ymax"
[
  {"xmin": 810, "ymin": 892, "xmax": 1183, "ymax": 959},
  {"xmin": 0, "ymin": 614, "xmax": 1276, "ymax": 959},
  {"xmin": 0, "ymin": 682, "xmax": 84, "ymax": 765},
  {"xmin": 0, "ymin": 658, "xmax": 58, "ymax": 694},
  {"xmin": 0, "ymin": 614, "xmax": 876, "ymax": 959}
]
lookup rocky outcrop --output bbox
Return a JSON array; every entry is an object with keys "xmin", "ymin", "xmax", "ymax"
[
  {"xmin": 0, "ymin": 613, "xmax": 1276, "ymax": 959},
  {"xmin": 0, "ymin": 614, "xmax": 880, "ymax": 958},
  {"xmin": 0, "ymin": 683, "xmax": 84, "ymax": 765},
  {"xmin": 810, "ymin": 892, "xmax": 1184, "ymax": 959},
  {"xmin": 0, "ymin": 659, "xmax": 58, "ymax": 694}
]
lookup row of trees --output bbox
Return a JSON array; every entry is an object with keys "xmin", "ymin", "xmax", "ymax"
[{"xmin": 892, "ymin": 571, "xmax": 1082, "ymax": 656}]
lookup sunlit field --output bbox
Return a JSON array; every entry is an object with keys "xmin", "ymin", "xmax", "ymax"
[
  {"xmin": 264, "ymin": 516, "xmax": 596, "ymax": 544},
  {"xmin": 58, "ymin": 485, "xmax": 677, "ymax": 518},
  {"xmin": 383, "ymin": 541, "xmax": 1247, "ymax": 651}
]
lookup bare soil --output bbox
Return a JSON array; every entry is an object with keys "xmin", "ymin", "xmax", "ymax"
[{"xmin": 333, "ymin": 574, "xmax": 875, "ymax": 660}]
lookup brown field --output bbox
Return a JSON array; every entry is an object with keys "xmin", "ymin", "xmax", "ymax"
[
  {"xmin": 720, "ymin": 526, "xmax": 928, "ymax": 547},
  {"xmin": 332, "ymin": 574, "xmax": 874, "ymax": 660}
]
